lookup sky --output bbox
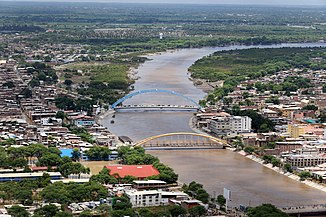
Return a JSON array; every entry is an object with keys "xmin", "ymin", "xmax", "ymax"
[{"xmin": 2, "ymin": 0, "xmax": 325, "ymax": 6}]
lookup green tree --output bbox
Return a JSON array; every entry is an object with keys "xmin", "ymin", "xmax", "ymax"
[
  {"xmin": 244, "ymin": 146, "xmax": 255, "ymax": 154},
  {"xmin": 90, "ymin": 167, "xmax": 118, "ymax": 184},
  {"xmin": 79, "ymin": 211, "xmax": 92, "ymax": 217},
  {"xmin": 169, "ymin": 205, "xmax": 186, "ymax": 217},
  {"xmin": 8, "ymin": 205, "xmax": 30, "ymax": 217},
  {"xmin": 217, "ymin": 195, "xmax": 226, "ymax": 206},
  {"xmin": 302, "ymin": 104, "xmax": 318, "ymax": 111},
  {"xmin": 55, "ymin": 111, "xmax": 65, "ymax": 120},
  {"xmin": 271, "ymin": 158, "xmax": 281, "ymax": 167},
  {"xmin": 53, "ymin": 212, "xmax": 73, "ymax": 217},
  {"xmin": 84, "ymin": 146, "xmax": 111, "ymax": 161},
  {"xmin": 283, "ymin": 163, "xmax": 293, "ymax": 173},
  {"xmin": 298, "ymin": 171, "xmax": 311, "ymax": 181},
  {"xmin": 38, "ymin": 153, "xmax": 63, "ymax": 167},
  {"xmin": 41, "ymin": 182, "xmax": 70, "ymax": 204},
  {"xmin": 189, "ymin": 206, "xmax": 206, "ymax": 217},
  {"xmin": 14, "ymin": 188, "xmax": 32, "ymax": 205},
  {"xmin": 34, "ymin": 204, "xmax": 59, "ymax": 217},
  {"xmin": 71, "ymin": 148, "xmax": 81, "ymax": 161},
  {"xmin": 247, "ymin": 204, "xmax": 288, "ymax": 217},
  {"xmin": 64, "ymin": 79, "xmax": 73, "ymax": 86},
  {"xmin": 112, "ymin": 196, "xmax": 132, "ymax": 210},
  {"xmin": 137, "ymin": 208, "xmax": 155, "ymax": 217}
]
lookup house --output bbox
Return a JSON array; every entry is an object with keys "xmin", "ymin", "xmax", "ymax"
[
  {"xmin": 133, "ymin": 180, "xmax": 167, "ymax": 190},
  {"xmin": 125, "ymin": 189, "xmax": 188, "ymax": 208},
  {"xmin": 105, "ymin": 165, "xmax": 160, "ymax": 180},
  {"xmin": 0, "ymin": 172, "xmax": 61, "ymax": 182},
  {"xmin": 71, "ymin": 115, "xmax": 95, "ymax": 127}
]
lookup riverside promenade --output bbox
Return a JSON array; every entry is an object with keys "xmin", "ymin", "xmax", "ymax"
[{"xmin": 246, "ymin": 154, "xmax": 326, "ymax": 193}]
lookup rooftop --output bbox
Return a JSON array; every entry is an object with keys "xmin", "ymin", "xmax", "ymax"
[{"xmin": 106, "ymin": 165, "xmax": 160, "ymax": 179}]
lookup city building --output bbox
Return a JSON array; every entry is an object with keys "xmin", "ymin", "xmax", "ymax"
[
  {"xmin": 125, "ymin": 189, "xmax": 188, "ymax": 208},
  {"xmin": 0, "ymin": 172, "xmax": 62, "ymax": 182},
  {"xmin": 288, "ymin": 124, "xmax": 305, "ymax": 138},
  {"xmin": 285, "ymin": 152, "xmax": 326, "ymax": 168},
  {"xmin": 105, "ymin": 165, "xmax": 160, "ymax": 180},
  {"xmin": 133, "ymin": 180, "xmax": 167, "ymax": 190},
  {"xmin": 208, "ymin": 116, "xmax": 252, "ymax": 135}
]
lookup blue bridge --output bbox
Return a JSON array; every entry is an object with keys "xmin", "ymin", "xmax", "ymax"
[{"xmin": 111, "ymin": 89, "xmax": 202, "ymax": 110}]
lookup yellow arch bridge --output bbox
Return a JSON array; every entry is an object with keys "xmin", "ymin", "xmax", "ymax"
[{"xmin": 134, "ymin": 132, "xmax": 229, "ymax": 149}]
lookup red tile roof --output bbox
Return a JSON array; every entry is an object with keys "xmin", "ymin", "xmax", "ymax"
[{"xmin": 105, "ymin": 165, "xmax": 160, "ymax": 179}]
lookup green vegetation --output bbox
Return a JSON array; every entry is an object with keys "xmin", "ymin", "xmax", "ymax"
[
  {"xmin": 189, "ymin": 47, "xmax": 326, "ymax": 104},
  {"xmin": 41, "ymin": 181, "xmax": 107, "ymax": 204},
  {"xmin": 182, "ymin": 181, "xmax": 210, "ymax": 204},
  {"xmin": 84, "ymin": 146, "xmax": 111, "ymax": 161},
  {"xmin": 298, "ymin": 171, "xmax": 311, "ymax": 181},
  {"xmin": 255, "ymin": 76, "xmax": 312, "ymax": 94},
  {"xmin": 0, "ymin": 144, "xmax": 89, "ymax": 177},
  {"xmin": 263, "ymin": 155, "xmax": 281, "ymax": 167},
  {"xmin": 55, "ymin": 96, "xmax": 95, "ymax": 115},
  {"xmin": 247, "ymin": 204, "xmax": 288, "ymax": 217},
  {"xmin": 302, "ymin": 104, "xmax": 319, "ymax": 111},
  {"xmin": 217, "ymin": 195, "xmax": 226, "ymax": 206}
]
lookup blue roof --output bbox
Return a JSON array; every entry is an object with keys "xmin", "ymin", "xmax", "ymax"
[{"xmin": 60, "ymin": 149, "xmax": 73, "ymax": 158}]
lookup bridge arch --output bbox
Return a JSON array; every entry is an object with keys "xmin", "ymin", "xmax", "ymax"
[
  {"xmin": 134, "ymin": 132, "xmax": 229, "ymax": 148},
  {"xmin": 111, "ymin": 89, "xmax": 201, "ymax": 109}
]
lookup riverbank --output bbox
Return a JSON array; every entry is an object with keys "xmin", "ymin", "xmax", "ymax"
[{"xmin": 245, "ymin": 154, "xmax": 326, "ymax": 193}]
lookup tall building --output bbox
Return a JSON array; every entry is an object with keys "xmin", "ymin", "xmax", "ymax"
[
  {"xmin": 288, "ymin": 124, "xmax": 305, "ymax": 138},
  {"xmin": 208, "ymin": 116, "xmax": 252, "ymax": 135}
]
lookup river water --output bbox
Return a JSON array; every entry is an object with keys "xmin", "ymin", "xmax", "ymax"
[{"xmin": 102, "ymin": 43, "xmax": 326, "ymax": 207}]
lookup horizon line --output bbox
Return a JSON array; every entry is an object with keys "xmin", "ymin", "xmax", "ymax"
[{"xmin": 0, "ymin": 0, "xmax": 324, "ymax": 7}]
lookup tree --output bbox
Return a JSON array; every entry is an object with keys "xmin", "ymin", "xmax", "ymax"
[
  {"xmin": 64, "ymin": 80, "xmax": 73, "ymax": 86},
  {"xmin": 59, "ymin": 162, "xmax": 89, "ymax": 178},
  {"xmin": 298, "ymin": 171, "xmax": 311, "ymax": 181},
  {"xmin": 34, "ymin": 204, "xmax": 59, "ymax": 217},
  {"xmin": 71, "ymin": 148, "xmax": 81, "ymax": 161},
  {"xmin": 302, "ymin": 104, "xmax": 318, "ymax": 111},
  {"xmin": 14, "ymin": 188, "xmax": 32, "ymax": 205},
  {"xmin": 84, "ymin": 146, "xmax": 111, "ymax": 161},
  {"xmin": 90, "ymin": 167, "xmax": 118, "ymax": 184},
  {"xmin": 244, "ymin": 146, "xmax": 255, "ymax": 154},
  {"xmin": 189, "ymin": 206, "xmax": 206, "ymax": 217},
  {"xmin": 283, "ymin": 163, "xmax": 293, "ymax": 173},
  {"xmin": 79, "ymin": 211, "xmax": 92, "ymax": 217},
  {"xmin": 271, "ymin": 158, "xmax": 281, "ymax": 167},
  {"xmin": 41, "ymin": 182, "xmax": 70, "ymax": 204},
  {"xmin": 38, "ymin": 153, "xmax": 63, "ymax": 167},
  {"xmin": 217, "ymin": 195, "xmax": 226, "ymax": 206},
  {"xmin": 20, "ymin": 88, "xmax": 33, "ymax": 98},
  {"xmin": 112, "ymin": 196, "xmax": 132, "ymax": 210},
  {"xmin": 54, "ymin": 212, "xmax": 73, "ymax": 217},
  {"xmin": 247, "ymin": 204, "xmax": 287, "ymax": 217},
  {"xmin": 137, "ymin": 208, "xmax": 155, "ymax": 217},
  {"xmin": 8, "ymin": 205, "xmax": 30, "ymax": 217},
  {"xmin": 169, "ymin": 205, "xmax": 186, "ymax": 217},
  {"xmin": 55, "ymin": 111, "xmax": 65, "ymax": 120}
]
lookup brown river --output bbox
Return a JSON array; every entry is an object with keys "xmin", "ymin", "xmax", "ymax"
[{"xmin": 102, "ymin": 43, "xmax": 326, "ymax": 207}]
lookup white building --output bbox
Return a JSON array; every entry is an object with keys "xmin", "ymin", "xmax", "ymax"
[
  {"xmin": 125, "ymin": 190, "xmax": 188, "ymax": 208},
  {"xmin": 208, "ymin": 116, "xmax": 252, "ymax": 135}
]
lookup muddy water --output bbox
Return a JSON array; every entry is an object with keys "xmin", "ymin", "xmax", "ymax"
[{"xmin": 103, "ymin": 43, "xmax": 326, "ymax": 207}]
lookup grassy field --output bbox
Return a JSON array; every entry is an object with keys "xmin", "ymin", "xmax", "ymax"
[
  {"xmin": 81, "ymin": 160, "xmax": 119, "ymax": 175},
  {"xmin": 61, "ymin": 62, "xmax": 130, "ymax": 84}
]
